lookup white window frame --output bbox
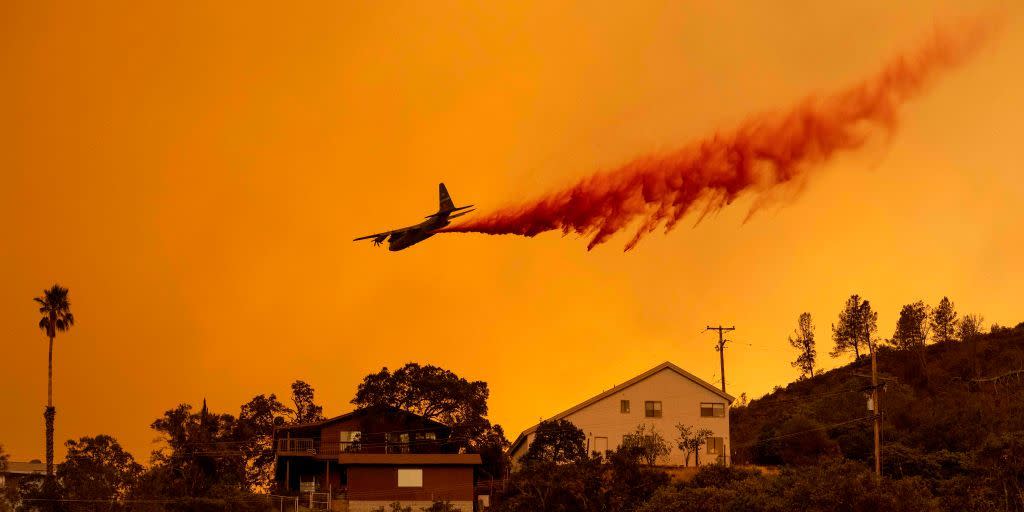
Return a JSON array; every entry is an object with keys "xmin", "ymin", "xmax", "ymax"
[
  {"xmin": 644, "ymin": 400, "xmax": 663, "ymax": 418},
  {"xmin": 340, "ymin": 431, "xmax": 361, "ymax": 452},
  {"xmin": 340, "ymin": 431, "xmax": 362, "ymax": 443},
  {"xmin": 707, "ymin": 437, "xmax": 724, "ymax": 454},
  {"xmin": 700, "ymin": 403, "xmax": 726, "ymax": 418}
]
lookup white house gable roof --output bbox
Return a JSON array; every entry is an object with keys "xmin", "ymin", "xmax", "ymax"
[{"xmin": 509, "ymin": 361, "xmax": 733, "ymax": 455}]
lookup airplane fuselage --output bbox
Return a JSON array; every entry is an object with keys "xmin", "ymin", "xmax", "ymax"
[
  {"xmin": 387, "ymin": 216, "xmax": 450, "ymax": 251},
  {"xmin": 353, "ymin": 182, "xmax": 473, "ymax": 251}
]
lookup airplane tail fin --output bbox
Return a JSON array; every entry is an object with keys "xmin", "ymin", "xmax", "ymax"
[{"xmin": 439, "ymin": 183, "xmax": 456, "ymax": 212}]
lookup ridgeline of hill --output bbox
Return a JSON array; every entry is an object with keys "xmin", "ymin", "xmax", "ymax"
[
  {"xmin": 732, "ymin": 322, "xmax": 1024, "ymax": 472},
  {"xmin": 494, "ymin": 324, "xmax": 1024, "ymax": 511}
]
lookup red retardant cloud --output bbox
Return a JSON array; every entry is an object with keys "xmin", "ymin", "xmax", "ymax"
[{"xmin": 440, "ymin": 16, "xmax": 999, "ymax": 251}]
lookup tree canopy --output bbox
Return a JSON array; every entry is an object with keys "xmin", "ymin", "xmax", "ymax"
[
  {"xmin": 290, "ymin": 380, "xmax": 324, "ymax": 424},
  {"xmin": 238, "ymin": 393, "xmax": 292, "ymax": 489},
  {"xmin": 522, "ymin": 420, "xmax": 588, "ymax": 466},
  {"xmin": 34, "ymin": 285, "xmax": 74, "ymax": 338},
  {"xmin": 958, "ymin": 314, "xmax": 984, "ymax": 343},
  {"xmin": 890, "ymin": 301, "xmax": 930, "ymax": 351},
  {"xmin": 676, "ymin": 424, "xmax": 714, "ymax": 467},
  {"xmin": 148, "ymin": 401, "xmax": 248, "ymax": 496},
  {"xmin": 831, "ymin": 295, "xmax": 877, "ymax": 360},
  {"xmin": 352, "ymin": 363, "xmax": 508, "ymax": 476},
  {"xmin": 789, "ymin": 312, "xmax": 816, "ymax": 379},
  {"xmin": 620, "ymin": 424, "xmax": 670, "ymax": 466},
  {"xmin": 931, "ymin": 297, "xmax": 959, "ymax": 344},
  {"xmin": 353, "ymin": 363, "xmax": 489, "ymax": 428},
  {"xmin": 56, "ymin": 435, "xmax": 142, "ymax": 510}
]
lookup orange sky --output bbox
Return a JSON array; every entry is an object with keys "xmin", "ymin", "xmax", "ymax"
[{"xmin": 1, "ymin": 1, "xmax": 1022, "ymax": 463}]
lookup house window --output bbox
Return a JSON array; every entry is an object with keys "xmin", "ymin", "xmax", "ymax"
[
  {"xmin": 340, "ymin": 431, "xmax": 361, "ymax": 452},
  {"xmin": 388, "ymin": 432, "xmax": 412, "ymax": 453},
  {"xmin": 397, "ymin": 468, "xmax": 423, "ymax": 487},
  {"xmin": 411, "ymin": 431, "xmax": 438, "ymax": 453},
  {"xmin": 620, "ymin": 400, "xmax": 630, "ymax": 413},
  {"xmin": 706, "ymin": 437, "xmax": 724, "ymax": 455},
  {"xmin": 700, "ymin": 403, "xmax": 726, "ymax": 418},
  {"xmin": 644, "ymin": 401, "xmax": 662, "ymax": 418}
]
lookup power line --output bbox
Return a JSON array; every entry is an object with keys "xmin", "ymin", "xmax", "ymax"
[
  {"xmin": 731, "ymin": 414, "xmax": 877, "ymax": 449},
  {"xmin": 737, "ymin": 387, "xmax": 864, "ymax": 407}
]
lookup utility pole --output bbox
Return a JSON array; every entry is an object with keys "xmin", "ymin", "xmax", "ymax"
[
  {"xmin": 870, "ymin": 339, "xmax": 882, "ymax": 477},
  {"xmin": 706, "ymin": 325, "xmax": 735, "ymax": 393}
]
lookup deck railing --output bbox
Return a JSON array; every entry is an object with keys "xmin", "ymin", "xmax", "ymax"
[
  {"xmin": 277, "ymin": 438, "xmax": 318, "ymax": 455},
  {"xmin": 276, "ymin": 437, "xmax": 447, "ymax": 457}
]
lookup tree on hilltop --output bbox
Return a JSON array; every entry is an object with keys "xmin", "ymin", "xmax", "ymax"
[
  {"xmin": 931, "ymin": 297, "xmax": 959, "ymax": 344},
  {"xmin": 831, "ymin": 295, "xmax": 877, "ymax": 360},
  {"xmin": 789, "ymin": 312, "xmax": 817, "ymax": 379},
  {"xmin": 889, "ymin": 301, "xmax": 930, "ymax": 381}
]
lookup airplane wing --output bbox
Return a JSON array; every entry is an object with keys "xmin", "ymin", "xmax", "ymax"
[
  {"xmin": 354, "ymin": 229, "xmax": 396, "ymax": 246},
  {"xmin": 353, "ymin": 226, "xmax": 413, "ymax": 246},
  {"xmin": 353, "ymin": 230, "xmax": 393, "ymax": 241}
]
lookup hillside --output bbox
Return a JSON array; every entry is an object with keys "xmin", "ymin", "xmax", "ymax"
[{"xmin": 732, "ymin": 322, "xmax": 1024, "ymax": 471}]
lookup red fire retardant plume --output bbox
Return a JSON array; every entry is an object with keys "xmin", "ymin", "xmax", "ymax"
[{"xmin": 440, "ymin": 17, "xmax": 999, "ymax": 251}]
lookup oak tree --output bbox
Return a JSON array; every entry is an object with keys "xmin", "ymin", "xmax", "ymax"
[
  {"xmin": 522, "ymin": 419, "xmax": 588, "ymax": 466},
  {"xmin": 57, "ymin": 435, "xmax": 143, "ymax": 510},
  {"xmin": 290, "ymin": 380, "xmax": 325, "ymax": 424}
]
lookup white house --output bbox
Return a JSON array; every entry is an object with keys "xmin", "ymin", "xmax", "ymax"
[{"xmin": 509, "ymin": 361, "xmax": 734, "ymax": 467}]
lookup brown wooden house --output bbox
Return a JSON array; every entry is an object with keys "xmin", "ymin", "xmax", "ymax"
[{"xmin": 274, "ymin": 405, "xmax": 482, "ymax": 511}]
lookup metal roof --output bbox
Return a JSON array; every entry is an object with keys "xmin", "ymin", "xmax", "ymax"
[
  {"xmin": 275, "ymin": 405, "xmax": 448, "ymax": 433},
  {"xmin": 4, "ymin": 461, "xmax": 47, "ymax": 475}
]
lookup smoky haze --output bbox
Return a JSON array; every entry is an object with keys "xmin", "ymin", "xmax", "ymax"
[{"xmin": 440, "ymin": 16, "xmax": 1000, "ymax": 250}]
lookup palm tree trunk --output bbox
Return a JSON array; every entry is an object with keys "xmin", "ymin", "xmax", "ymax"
[
  {"xmin": 47, "ymin": 336, "xmax": 53, "ymax": 407},
  {"xmin": 44, "ymin": 406, "xmax": 55, "ymax": 477},
  {"xmin": 45, "ymin": 335, "xmax": 54, "ymax": 477}
]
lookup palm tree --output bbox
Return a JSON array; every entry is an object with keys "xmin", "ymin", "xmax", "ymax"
[{"xmin": 35, "ymin": 284, "xmax": 74, "ymax": 477}]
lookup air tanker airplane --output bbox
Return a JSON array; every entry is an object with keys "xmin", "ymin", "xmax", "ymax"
[{"xmin": 353, "ymin": 183, "xmax": 474, "ymax": 251}]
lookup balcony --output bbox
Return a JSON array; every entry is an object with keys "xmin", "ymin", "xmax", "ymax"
[
  {"xmin": 276, "ymin": 436, "xmax": 448, "ymax": 458},
  {"xmin": 278, "ymin": 438, "xmax": 320, "ymax": 456}
]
